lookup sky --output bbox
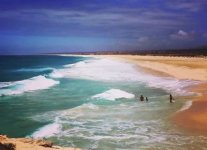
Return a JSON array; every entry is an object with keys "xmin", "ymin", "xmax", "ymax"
[{"xmin": 0, "ymin": 0, "xmax": 207, "ymax": 55}]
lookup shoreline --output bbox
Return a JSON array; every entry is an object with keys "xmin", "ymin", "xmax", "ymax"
[
  {"xmin": 172, "ymin": 83, "xmax": 207, "ymax": 135},
  {"xmin": 98, "ymin": 55, "xmax": 207, "ymax": 81},
  {"xmin": 98, "ymin": 55, "xmax": 207, "ymax": 134}
]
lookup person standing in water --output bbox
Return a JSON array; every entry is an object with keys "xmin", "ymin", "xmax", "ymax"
[
  {"xmin": 140, "ymin": 95, "xmax": 144, "ymax": 101},
  {"xmin": 146, "ymin": 97, "xmax": 148, "ymax": 102},
  {"xmin": 169, "ymin": 94, "xmax": 174, "ymax": 103}
]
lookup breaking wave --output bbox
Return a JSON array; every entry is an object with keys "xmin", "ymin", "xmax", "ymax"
[
  {"xmin": 54, "ymin": 58, "xmax": 199, "ymax": 95},
  {"xmin": 92, "ymin": 89, "xmax": 135, "ymax": 101},
  {"xmin": 31, "ymin": 118, "xmax": 61, "ymax": 139},
  {"xmin": 0, "ymin": 75, "xmax": 59, "ymax": 96},
  {"xmin": 14, "ymin": 67, "xmax": 54, "ymax": 73}
]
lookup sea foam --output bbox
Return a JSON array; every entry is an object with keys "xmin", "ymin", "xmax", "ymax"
[
  {"xmin": 30, "ymin": 103, "xmax": 99, "ymax": 139},
  {"xmin": 60, "ymin": 58, "xmax": 140, "ymax": 81},
  {"xmin": 178, "ymin": 100, "xmax": 193, "ymax": 112},
  {"xmin": 49, "ymin": 69, "xmax": 64, "ymax": 78},
  {"xmin": 0, "ymin": 75, "xmax": 59, "ymax": 96},
  {"xmin": 92, "ymin": 89, "xmax": 135, "ymax": 101},
  {"xmin": 57, "ymin": 58, "xmax": 199, "ymax": 95},
  {"xmin": 31, "ymin": 121, "xmax": 61, "ymax": 138}
]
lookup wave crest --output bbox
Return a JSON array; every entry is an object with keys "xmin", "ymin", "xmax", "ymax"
[
  {"xmin": 0, "ymin": 75, "xmax": 59, "ymax": 96},
  {"xmin": 14, "ymin": 67, "xmax": 54, "ymax": 73},
  {"xmin": 92, "ymin": 89, "xmax": 135, "ymax": 101},
  {"xmin": 31, "ymin": 121, "xmax": 61, "ymax": 138}
]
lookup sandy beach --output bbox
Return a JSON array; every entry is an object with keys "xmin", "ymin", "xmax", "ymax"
[
  {"xmin": 101, "ymin": 55, "xmax": 207, "ymax": 81},
  {"xmin": 101, "ymin": 55, "xmax": 207, "ymax": 134},
  {"xmin": 173, "ymin": 83, "xmax": 207, "ymax": 134}
]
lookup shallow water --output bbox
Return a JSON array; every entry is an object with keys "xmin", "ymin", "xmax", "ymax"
[{"xmin": 0, "ymin": 55, "xmax": 206, "ymax": 150}]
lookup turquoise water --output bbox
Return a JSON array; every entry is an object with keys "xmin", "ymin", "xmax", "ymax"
[{"xmin": 1, "ymin": 55, "xmax": 207, "ymax": 149}]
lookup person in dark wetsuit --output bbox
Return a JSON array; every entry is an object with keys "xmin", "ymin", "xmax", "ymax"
[
  {"xmin": 146, "ymin": 97, "xmax": 148, "ymax": 102},
  {"xmin": 140, "ymin": 95, "xmax": 144, "ymax": 101},
  {"xmin": 169, "ymin": 94, "xmax": 174, "ymax": 103}
]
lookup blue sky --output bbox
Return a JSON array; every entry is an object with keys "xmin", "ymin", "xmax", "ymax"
[{"xmin": 0, "ymin": 0, "xmax": 207, "ymax": 54}]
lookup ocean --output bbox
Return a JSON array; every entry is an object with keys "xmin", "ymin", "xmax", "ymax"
[{"xmin": 0, "ymin": 55, "xmax": 207, "ymax": 149}]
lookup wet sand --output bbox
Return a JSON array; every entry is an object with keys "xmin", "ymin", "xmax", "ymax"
[
  {"xmin": 102, "ymin": 55, "xmax": 207, "ymax": 134},
  {"xmin": 173, "ymin": 83, "xmax": 207, "ymax": 135}
]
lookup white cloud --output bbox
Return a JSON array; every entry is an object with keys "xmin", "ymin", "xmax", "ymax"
[
  {"xmin": 170, "ymin": 30, "xmax": 194, "ymax": 40},
  {"xmin": 167, "ymin": 1, "xmax": 206, "ymax": 12},
  {"xmin": 178, "ymin": 30, "xmax": 188, "ymax": 36},
  {"xmin": 138, "ymin": 37, "xmax": 149, "ymax": 43}
]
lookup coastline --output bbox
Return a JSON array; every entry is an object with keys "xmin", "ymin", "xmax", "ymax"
[
  {"xmin": 97, "ymin": 54, "xmax": 207, "ymax": 134},
  {"xmin": 98, "ymin": 55, "xmax": 207, "ymax": 81},
  {"xmin": 2, "ymin": 54, "xmax": 207, "ymax": 148},
  {"xmin": 173, "ymin": 83, "xmax": 207, "ymax": 135},
  {"xmin": 0, "ymin": 135, "xmax": 80, "ymax": 150}
]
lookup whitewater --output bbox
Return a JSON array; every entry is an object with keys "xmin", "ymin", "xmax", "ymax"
[{"xmin": 0, "ymin": 55, "xmax": 205, "ymax": 149}]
